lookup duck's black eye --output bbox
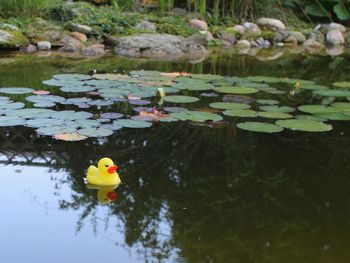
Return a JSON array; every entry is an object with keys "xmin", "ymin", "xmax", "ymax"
[{"xmin": 105, "ymin": 164, "xmax": 109, "ymax": 167}]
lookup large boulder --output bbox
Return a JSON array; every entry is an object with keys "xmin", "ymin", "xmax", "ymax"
[
  {"xmin": 257, "ymin": 17, "xmax": 286, "ymax": 31},
  {"xmin": 113, "ymin": 34, "xmax": 207, "ymax": 61},
  {"xmin": 189, "ymin": 19, "xmax": 208, "ymax": 31},
  {"xmin": 0, "ymin": 29, "xmax": 29, "ymax": 49},
  {"xmin": 69, "ymin": 23, "xmax": 92, "ymax": 34},
  {"xmin": 81, "ymin": 43, "xmax": 105, "ymax": 57},
  {"xmin": 326, "ymin": 30, "xmax": 345, "ymax": 45},
  {"xmin": 37, "ymin": 41, "xmax": 51, "ymax": 51},
  {"xmin": 324, "ymin": 23, "xmax": 346, "ymax": 33},
  {"xmin": 287, "ymin": 31, "xmax": 306, "ymax": 43},
  {"xmin": 217, "ymin": 30, "xmax": 236, "ymax": 46},
  {"xmin": 243, "ymin": 22, "xmax": 262, "ymax": 39}
]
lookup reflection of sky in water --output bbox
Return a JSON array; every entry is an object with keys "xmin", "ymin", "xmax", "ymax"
[{"xmin": 0, "ymin": 162, "xmax": 176, "ymax": 263}]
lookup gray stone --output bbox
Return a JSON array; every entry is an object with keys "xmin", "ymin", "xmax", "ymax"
[
  {"xmin": 236, "ymin": 40, "xmax": 250, "ymax": 49},
  {"xmin": 0, "ymin": 23, "xmax": 18, "ymax": 31},
  {"xmin": 303, "ymin": 38, "xmax": 324, "ymax": 49},
  {"xmin": 189, "ymin": 19, "xmax": 208, "ymax": 31},
  {"xmin": 217, "ymin": 31, "xmax": 236, "ymax": 46},
  {"xmin": 41, "ymin": 30, "xmax": 64, "ymax": 43},
  {"xmin": 326, "ymin": 45, "xmax": 344, "ymax": 56},
  {"xmin": 324, "ymin": 23, "xmax": 346, "ymax": 33},
  {"xmin": 0, "ymin": 29, "xmax": 29, "ymax": 49},
  {"xmin": 37, "ymin": 41, "xmax": 51, "ymax": 51},
  {"xmin": 287, "ymin": 31, "xmax": 306, "ymax": 43},
  {"xmin": 233, "ymin": 25, "xmax": 245, "ymax": 35},
  {"xmin": 69, "ymin": 23, "xmax": 92, "ymax": 34},
  {"xmin": 135, "ymin": 20, "xmax": 157, "ymax": 32},
  {"xmin": 257, "ymin": 17, "xmax": 286, "ymax": 31},
  {"xmin": 22, "ymin": 44, "xmax": 37, "ymax": 53},
  {"xmin": 307, "ymin": 31, "xmax": 325, "ymax": 43},
  {"xmin": 243, "ymin": 22, "xmax": 262, "ymax": 38},
  {"xmin": 285, "ymin": 36, "xmax": 297, "ymax": 45},
  {"xmin": 112, "ymin": 34, "xmax": 207, "ymax": 61},
  {"xmin": 58, "ymin": 35, "xmax": 81, "ymax": 52},
  {"xmin": 256, "ymin": 38, "xmax": 271, "ymax": 48},
  {"xmin": 81, "ymin": 44, "xmax": 105, "ymax": 57},
  {"xmin": 326, "ymin": 30, "xmax": 345, "ymax": 45}
]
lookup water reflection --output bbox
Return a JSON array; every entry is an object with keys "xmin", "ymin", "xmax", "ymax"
[{"xmin": 86, "ymin": 184, "xmax": 119, "ymax": 204}]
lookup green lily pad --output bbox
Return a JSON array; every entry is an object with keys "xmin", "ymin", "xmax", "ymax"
[
  {"xmin": 223, "ymin": 109, "xmax": 257, "ymax": 117},
  {"xmin": 170, "ymin": 111, "xmax": 223, "ymax": 122},
  {"xmin": 209, "ymin": 102, "xmax": 250, "ymax": 110},
  {"xmin": 34, "ymin": 102, "xmax": 56, "ymax": 108},
  {"xmin": 77, "ymin": 128, "xmax": 113, "ymax": 137},
  {"xmin": 260, "ymin": 105, "xmax": 295, "ymax": 113},
  {"xmin": 190, "ymin": 74, "xmax": 223, "ymax": 80},
  {"xmin": 298, "ymin": 105, "xmax": 340, "ymax": 114},
  {"xmin": 101, "ymin": 112, "xmax": 123, "ymax": 119},
  {"xmin": 53, "ymin": 74, "xmax": 91, "ymax": 81},
  {"xmin": 247, "ymin": 76, "xmax": 282, "ymax": 83},
  {"xmin": 37, "ymin": 126, "xmax": 77, "ymax": 136},
  {"xmin": 331, "ymin": 102, "xmax": 350, "ymax": 112},
  {"xmin": 276, "ymin": 119, "xmax": 333, "ymax": 132},
  {"xmin": 26, "ymin": 95, "xmax": 66, "ymax": 103},
  {"xmin": 316, "ymin": 112, "xmax": 350, "ymax": 121},
  {"xmin": 237, "ymin": 122, "xmax": 284, "ymax": 133},
  {"xmin": 300, "ymin": 84, "xmax": 329, "ymax": 90},
  {"xmin": 65, "ymin": 97, "xmax": 92, "ymax": 104},
  {"xmin": 0, "ymin": 116, "xmax": 25, "ymax": 126},
  {"xmin": 256, "ymin": 99, "xmax": 279, "ymax": 105},
  {"xmin": 114, "ymin": 119, "xmax": 152, "ymax": 128},
  {"xmin": 333, "ymin": 82, "xmax": 350, "ymax": 88},
  {"xmin": 295, "ymin": 115, "xmax": 327, "ymax": 122},
  {"xmin": 25, "ymin": 118, "xmax": 64, "ymax": 128},
  {"xmin": 60, "ymin": 86, "xmax": 95, "ymax": 93},
  {"xmin": 214, "ymin": 86, "xmax": 258, "ymax": 94},
  {"xmin": 0, "ymin": 102, "xmax": 25, "ymax": 111},
  {"xmin": 51, "ymin": 111, "xmax": 93, "ymax": 120},
  {"xmin": 314, "ymin": 89, "xmax": 350, "ymax": 97},
  {"xmin": 164, "ymin": 95, "xmax": 199, "ymax": 103},
  {"xmin": 0, "ymin": 87, "xmax": 34, "ymax": 94},
  {"xmin": 74, "ymin": 119, "xmax": 101, "ymax": 128},
  {"xmin": 6, "ymin": 108, "xmax": 54, "ymax": 118},
  {"xmin": 258, "ymin": 112, "xmax": 293, "ymax": 119},
  {"xmin": 259, "ymin": 87, "xmax": 285, "ymax": 94}
]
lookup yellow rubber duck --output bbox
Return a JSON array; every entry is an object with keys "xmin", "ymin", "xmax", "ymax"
[
  {"xmin": 86, "ymin": 184, "xmax": 118, "ymax": 204},
  {"xmin": 86, "ymin": 157, "xmax": 121, "ymax": 186}
]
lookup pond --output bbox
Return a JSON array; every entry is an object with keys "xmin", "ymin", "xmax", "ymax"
[{"xmin": 1, "ymin": 49, "xmax": 350, "ymax": 262}]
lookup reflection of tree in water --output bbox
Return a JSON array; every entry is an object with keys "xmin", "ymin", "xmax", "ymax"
[{"xmin": 1, "ymin": 123, "xmax": 350, "ymax": 262}]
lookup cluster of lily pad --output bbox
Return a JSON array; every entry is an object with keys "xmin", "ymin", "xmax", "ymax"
[{"xmin": 0, "ymin": 70, "xmax": 349, "ymax": 140}]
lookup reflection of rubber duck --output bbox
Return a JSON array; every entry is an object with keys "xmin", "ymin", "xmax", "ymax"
[
  {"xmin": 87, "ymin": 184, "xmax": 118, "ymax": 204},
  {"xmin": 86, "ymin": 157, "xmax": 121, "ymax": 186}
]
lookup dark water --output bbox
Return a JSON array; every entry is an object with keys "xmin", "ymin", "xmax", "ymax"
[{"xmin": 1, "ymin": 50, "xmax": 350, "ymax": 262}]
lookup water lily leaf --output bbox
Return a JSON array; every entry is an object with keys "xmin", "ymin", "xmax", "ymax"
[
  {"xmin": 247, "ymin": 76, "xmax": 281, "ymax": 83},
  {"xmin": 214, "ymin": 86, "xmax": 258, "ymax": 94},
  {"xmin": 0, "ymin": 102, "xmax": 25, "ymax": 111},
  {"xmin": 159, "ymin": 117, "xmax": 179, "ymax": 122},
  {"xmin": 37, "ymin": 126, "xmax": 77, "ymax": 136},
  {"xmin": 170, "ymin": 111, "xmax": 223, "ymax": 122},
  {"xmin": 164, "ymin": 95, "xmax": 199, "ymax": 103},
  {"xmin": 51, "ymin": 111, "xmax": 93, "ymax": 120},
  {"xmin": 314, "ymin": 89, "xmax": 350, "ymax": 97},
  {"xmin": 333, "ymin": 82, "xmax": 350, "ymax": 89},
  {"xmin": 131, "ymin": 115, "xmax": 154, "ymax": 122},
  {"xmin": 60, "ymin": 86, "xmax": 95, "ymax": 93},
  {"xmin": 129, "ymin": 99, "xmax": 151, "ymax": 105},
  {"xmin": 6, "ymin": 108, "xmax": 54, "ymax": 118},
  {"xmin": 0, "ymin": 96, "xmax": 9, "ymax": 101},
  {"xmin": 88, "ymin": 99, "xmax": 114, "ymax": 107},
  {"xmin": 223, "ymin": 109, "xmax": 257, "ymax": 117},
  {"xmin": 163, "ymin": 107, "xmax": 188, "ymax": 113},
  {"xmin": 259, "ymin": 87, "xmax": 285, "ymax": 94},
  {"xmin": 209, "ymin": 102, "xmax": 250, "ymax": 110},
  {"xmin": 276, "ymin": 119, "xmax": 332, "ymax": 132},
  {"xmin": 240, "ymin": 83, "xmax": 270, "ymax": 89},
  {"xmin": 258, "ymin": 112, "xmax": 293, "ymax": 119},
  {"xmin": 100, "ymin": 112, "xmax": 123, "ymax": 119},
  {"xmin": 260, "ymin": 105, "xmax": 295, "ymax": 113},
  {"xmin": 85, "ymin": 79, "xmax": 123, "ymax": 88},
  {"xmin": 53, "ymin": 74, "xmax": 91, "ymax": 81},
  {"xmin": 114, "ymin": 119, "xmax": 153, "ymax": 128},
  {"xmin": 316, "ymin": 112, "xmax": 350, "ymax": 121},
  {"xmin": 43, "ymin": 79, "xmax": 81, "ymax": 87},
  {"xmin": 0, "ymin": 116, "xmax": 25, "ymax": 126},
  {"xmin": 54, "ymin": 133, "xmax": 88, "ymax": 141},
  {"xmin": 131, "ymin": 90, "xmax": 157, "ymax": 98},
  {"xmin": 256, "ymin": 99, "xmax": 279, "ymax": 105},
  {"xmin": 281, "ymin": 78, "xmax": 315, "ymax": 85},
  {"xmin": 26, "ymin": 95, "xmax": 66, "ymax": 103},
  {"xmin": 237, "ymin": 122, "xmax": 284, "ymax": 133},
  {"xmin": 65, "ymin": 97, "xmax": 92, "ymax": 104},
  {"xmin": 0, "ymin": 87, "xmax": 34, "ymax": 94},
  {"xmin": 298, "ymin": 105, "xmax": 340, "ymax": 114},
  {"xmin": 25, "ymin": 118, "xmax": 64, "ymax": 128},
  {"xmin": 295, "ymin": 115, "xmax": 327, "ymax": 122},
  {"xmin": 99, "ymin": 88, "xmax": 127, "ymax": 98},
  {"xmin": 33, "ymin": 102, "xmax": 56, "ymax": 108},
  {"xmin": 93, "ymin": 73, "xmax": 131, "ymax": 81},
  {"xmin": 100, "ymin": 124, "xmax": 123, "ymax": 131},
  {"xmin": 77, "ymin": 128, "xmax": 113, "ymax": 137},
  {"xmin": 190, "ymin": 74, "xmax": 223, "ymax": 80},
  {"xmin": 74, "ymin": 119, "xmax": 101, "ymax": 128}
]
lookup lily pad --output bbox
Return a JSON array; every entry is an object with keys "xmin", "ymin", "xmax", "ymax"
[
  {"xmin": 100, "ymin": 112, "xmax": 123, "ymax": 119},
  {"xmin": 295, "ymin": 115, "xmax": 327, "ymax": 122},
  {"xmin": 214, "ymin": 86, "xmax": 258, "ymax": 94},
  {"xmin": 209, "ymin": 102, "xmax": 251, "ymax": 110},
  {"xmin": 260, "ymin": 106, "xmax": 295, "ymax": 113},
  {"xmin": 247, "ymin": 76, "xmax": 282, "ymax": 83},
  {"xmin": 316, "ymin": 112, "xmax": 350, "ymax": 121},
  {"xmin": 6, "ymin": 108, "xmax": 54, "ymax": 118},
  {"xmin": 333, "ymin": 82, "xmax": 350, "ymax": 88},
  {"xmin": 0, "ymin": 116, "xmax": 25, "ymax": 126},
  {"xmin": 237, "ymin": 122, "xmax": 284, "ymax": 133},
  {"xmin": 54, "ymin": 133, "xmax": 88, "ymax": 141},
  {"xmin": 276, "ymin": 119, "xmax": 333, "ymax": 132},
  {"xmin": 37, "ymin": 126, "xmax": 77, "ymax": 136},
  {"xmin": 300, "ymin": 84, "xmax": 328, "ymax": 90},
  {"xmin": 34, "ymin": 102, "xmax": 56, "ymax": 108},
  {"xmin": 60, "ymin": 86, "xmax": 95, "ymax": 93},
  {"xmin": 25, "ymin": 118, "xmax": 64, "ymax": 128},
  {"xmin": 100, "ymin": 124, "xmax": 123, "ymax": 131},
  {"xmin": 0, "ymin": 102, "xmax": 25, "ymax": 111},
  {"xmin": 314, "ymin": 89, "xmax": 350, "ymax": 97},
  {"xmin": 53, "ymin": 74, "xmax": 91, "ymax": 81},
  {"xmin": 298, "ymin": 105, "xmax": 340, "ymax": 114},
  {"xmin": 164, "ymin": 95, "xmax": 199, "ymax": 103},
  {"xmin": 114, "ymin": 119, "xmax": 153, "ymax": 128},
  {"xmin": 0, "ymin": 87, "xmax": 34, "ymax": 94},
  {"xmin": 77, "ymin": 128, "xmax": 113, "ymax": 137},
  {"xmin": 51, "ymin": 111, "xmax": 93, "ymax": 120},
  {"xmin": 88, "ymin": 99, "xmax": 114, "ymax": 107},
  {"xmin": 256, "ymin": 99, "xmax": 279, "ymax": 105},
  {"xmin": 258, "ymin": 112, "xmax": 293, "ymax": 119},
  {"xmin": 223, "ymin": 109, "xmax": 257, "ymax": 117},
  {"xmin": 170, "ymin": 111, "xmax": 223, "ymax": 122}
]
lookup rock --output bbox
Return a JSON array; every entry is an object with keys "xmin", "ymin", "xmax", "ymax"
[
  {"xmin": 70, "ymin": 32, "xmax": 87, "ymax": 42},
  {"xmin": 257, "ymin": 17, "xmax": 286, "ymax": 31},
  {"xmin": 21, "ymin": 44, "xmax": 37, "ymax": 53},
  {"xmin": 217, "ymin": 31, "xmax": 236, "ymax": 46},
  {"xmin": 274, "ymin": 31, "xmax": 287, "ymax": 42},
  {"xmin": 0, "ymin": 29, "xmax": 29, "ymax": 49},
  {"xmin": 277, "ymin": 42, "xmax": 284, "ymax": 47},
  {"xmin": 0, "ymin": 23, "xmax": 18, "ymax": 31},
  {"xmin": 135, "ymin": 20, "xmax": 156, "ymax": 32},
  {"xmin": 189, "ymin": 19, "xmax": 208, "ymax": 31},
  {"xmin": 58, "ymin": 35, "xmax": 81, "ymax": 52},
  {"xmin": 326, "ymin": 30, "xmax": 345, "ymax": 45},
  {"xmin": 69, "ymin": 23, "xmax": 92, "ymax": 34},
  {"xmin": 243, "ymin": 22, "xmax": 262, "ymax": 38},
  {"xmin": 172, "ymin": 7, "xmax": 187, "ymax": 16},
  {"xmin": 343, "ymin": 31, "xmax": 350, "ymax": 44},
  {"xmin": 285, "ymin": 36, "xmax": 297, "ymax": 45},
  {"xmin": 287, "ymin": 31, "xmax": 306, "ymax": 43},
  {"xmin": 204, "ymin": 31, "xmax": 214, "ymax": 41},
  {"xmin": 81, "ymin": 44, "xmax": 105, "ymax": 57},
  {"xmin": 233, "ymin": 25, "xmax": 246, "ymax": 35},
  {"xmin": 326, "ymin": 45, "xmax": 344, "ymax": 56},
  {"xmin": 37, "ymin": 41, "xmax": 51, "ymax": 51},
  {"xmin": 256, "ymin": 38, "xmax": 270, "ymax": 48},
  {"xmin": 113, "ymin": 34, "xmax": 207, "ymax": 61},
  {"xmin": 324, "ymin": 23, "xmax": 346, "ymax": 33},
  {"xmin": 303, "ymin": 38, "xmax": 324, "ymax": 49},
  {"xmin": 236, "ymin": 40, "xmax": 250, "ymax": 49},
  {"xmin": 250, "ymin": 41, "xmax": 259, "ymax": 48},
  {"xmin": 40, "ymin": 30, "xmax": 64, "ymax": 43},
  {"xmin": 307, "ymin": 31, "xmax": 325, "ymax": 43}
]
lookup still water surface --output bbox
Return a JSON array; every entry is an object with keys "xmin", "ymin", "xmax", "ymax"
[{"xmin": 1, "ymin": 50, "xmax": 350, "ymax": 262}]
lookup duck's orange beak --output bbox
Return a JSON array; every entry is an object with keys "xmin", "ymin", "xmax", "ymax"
[
  {"xmin": 107, "ymin": 191, "xmax": 117, "ymax": 201},
  {"xmin": 108, "ymin": 165, "xmax": 118, "ymax": 174}
]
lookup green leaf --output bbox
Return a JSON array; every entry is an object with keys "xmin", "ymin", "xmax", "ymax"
[
  {"xmin": 237, "ymin": 122, "xmax": 284, "ymax": 133},
  {"xmin": 214, "ymin": 86, "xmax": 258, "ymax": 94},
  {"xmin": 256, "ymin": 99, "xmax": 279, "ymax": 105},
  {"xmin": 276, "ymin": 119, "xmax": 332, "ymax": 132},
  {"xmin": 258, "ymin": 112, "xmax": 293, "ymax": 119},
  {"xmin": 305, "ymin": 4, "xmax": 328, "ymax": 17},
  {"xmin": 77, "ymin": 128, "xmax": 113, "ymax": 137},
  {"xmin": 0, "ymin": 87, "xmax": 34, "ymax": 94},
  {"xmin": 209, "ymin": 102, "xmax": 250, "ymax": 110},
  {"xmin": 298, "ymin": 105, "xmax": 340, "ymax": 114},
  {"xmin": 334, "ymin": 3, "xmax": 350, "ymax": 20},
  {"xmin": 37, "ymin": 126, "xmax": 77, "ymax": 136},
  {"xmin": 164, "ymin": 95, "xmax": 199, "ymax": 103},
  {"xmin": 314, "ymin": 89, "xmax": 350, "ymax": 97},
  {"xmin": 114, "ymin": 119, "xmax": 152, "ymax": 128},
  {"xmin": 170, "ymin": 111, "xmax": 223, "ymax": 122},
  {"xmin": 223, "ymin": 109, "xmax": 257, "ymax": 117},
  {"xmin": 260, "ymin": 105, "xmax": 295, "ymax": 113}
]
